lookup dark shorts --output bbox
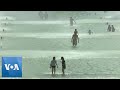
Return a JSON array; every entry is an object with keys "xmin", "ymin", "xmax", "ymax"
[{"xmin": 51, "ymin": 66, "xmax": 56, "ymax": 68}]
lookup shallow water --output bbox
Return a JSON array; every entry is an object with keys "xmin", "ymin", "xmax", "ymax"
[{"xmin": 1, "ymin": 18, "xmax": 120, "ymax": 79}]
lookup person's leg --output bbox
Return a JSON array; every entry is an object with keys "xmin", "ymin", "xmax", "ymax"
[
  {"xmin": 63, "ymin": 68, "xmax": 65, "ymax": 75},
  {"xmin": 75, "ymin": 40, "xmax": 77, "ymax": 46},
  {"xmin": 54, "ymin": 67, "xmax": 56, "ymax": 74},
  {"xmin": 62, "ymin": 68, "xmax": 64, "ymax": 75},
  {"xmin": 70, "ymin": 22, "xmax": 73, "ymax": 26},
  {"xmin": 73, "ymin": 42, "xmax": 74, "ymax": 46},
  {"xmin": 62, "ymin": 68, "xmax": 63, "ymax": 74},
  {"xmin": 109, "ymin": 29, "xmax": 111, "ymax": 32},
  {"xmin": 52, "ymin": 67, "xmax": 53, "ymax": 75}
]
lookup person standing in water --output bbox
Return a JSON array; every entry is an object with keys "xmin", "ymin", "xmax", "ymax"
[
  {"xmin": 71, "ymin": 32, "xmax": 79, "ymax": 46},
  {"xmin": 6, "ymin": 17, "xmax": 8, "ymax": 20},
  {"xmin": 95, "ymin": 12, "xmax": 96, "ymax": 15},
  {"xmin": 50, "ymin": 57, "xmax": 58, "ymax": 75},
  {"xmin": 44, "ymin": 11, "xmax": 48, "ymax": 20},
  {"xmin": 111, "ymin": 25, "xmax": 115, "ymax": 32},
  {"xmin": 70, "ymin": 17, "xmax": 76, "ymax": 26},
  {"xmin": 1, "ymin": 36, "xmax": 2, "ymax": 40},
  {"xmin": 3, "ymin": 29, "xmax": 5, "ymax": 32},
  {"xmin": 38, "ymin": 11, "xmax": 44, "ymax": 20},
  {"xmin": 88, "ymin": 30, "xmax": 93, "ymax": 35},
  {"xmin": 107, "ymin": 25, "xmax": 111, "ymax": 32},
  {"xmin": 61, "ymin": 57, "xmax": 66, "ymax": 75}
]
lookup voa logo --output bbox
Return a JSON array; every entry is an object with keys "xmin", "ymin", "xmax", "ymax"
[
  {"xmin": 2, "ymin": 57, "xmax": 22, "ymax": 77},
  {"xmin": 4, "ymin": 64, "xmax": 19, "ymax": 70}
]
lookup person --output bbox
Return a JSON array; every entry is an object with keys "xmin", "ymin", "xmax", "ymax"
[
  {"xmin": 3, "ymin": 29, "xmax": 5, "ymax": 32},
  {"xmin": 111, "ymin": 25, "xmax": 115, "ymax": 32},
  {"xmin": 1, "ymin": 36, "xmax": 2, "ymax": 40},
  {"xmin": 44, "ymin": 11, "xmax": 48, "ymax": 20},
  {"xmin": 6, "ymin": 17, "xmax": 8, "ymax": 20},
  {"xmin": 107, "ymin": 25, "xmax": 111, "ymax": 32},
  {"xmin": 61, "ymin": 57, "xmax": 66, "ymax": 75},
  {"xmin": 74, "ymin": 29, "xmax": 78, "ymax": 35},
  {"xmin": 50, "ymin": 57, "xmax": 58, "ymax": 75},
  {"xmin": 88, "ymin": 30, "xmax": 93, "ymax": 35},
  {"xmin": 70, "ymin": 17, "xmax": 76, "ymax": 26},
  {"xmin": 71, "ymin": 32, "xmax": 79, "ymax": 46},
  {"xmin": 38, "ymin": 11, "xmax": 43, "ymax": 20},
  {"xmin": 95, "ymin": 12, "xmax": 96, "ymax": 15}
]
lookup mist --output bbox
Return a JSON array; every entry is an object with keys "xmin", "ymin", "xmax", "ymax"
[{"xmin": 1, "ymin": 11, "xmax": 120, "ymax": 21}]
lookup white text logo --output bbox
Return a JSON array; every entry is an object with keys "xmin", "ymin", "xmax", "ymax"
[{"xmin": 4, "ymin": 64, "xmax": 19, "ymax": 70}]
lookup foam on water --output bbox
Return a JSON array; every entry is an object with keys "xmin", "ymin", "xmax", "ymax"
[
  {"xmin": 4, "ymin": 19, "xmax": 120, "ymax": 25},
  {"xmin": 0, "ymin": 16, "xmax": 16, "ymax": 21},
  {"xmin": 10, "ymin": 21, "xmax": 68, "ymax": 24},
  {"xmin": 2, "ymin": 32, "xmax": 120, "ymax": 39},
  {"xmin": 1, "ymin": 50, "xmax": 120, "ymax": 59},
  {"xmin": 104, "ymin": 16, "xmax": 112, "ymax": 19}
]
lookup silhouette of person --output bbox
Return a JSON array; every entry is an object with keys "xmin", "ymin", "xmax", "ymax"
[
  {"xmin": 3, "ymin": 29, "xmax": 5, "ymax": 32},
  {"xmin": 95, "ymin": 12, "xmax": 96, "ymax": 15},
  {"xmin": 38, "ymin": 11, "xmax": 44, "ymax": 20},
  {"xmin": 50, "ymin": 57, "xmax": 58, "ymax": 75},
  {"xmin": 44, "ymin": 11, "xmax": 48, "ymax": 20},
  {"xmin": 70, "ymin": 17, "xmax": 76, "ymax": 26},
  {"xmin": 6, "ymin": 17, "xmax": 8, "ymax": 20},
  {"xmin": 111, "ymin": 25, "xmax": 115, "ymax": 32},
  {"xmin": 88, "ymin": 30, "xmax": 93, "ymax": 35},
  {"xmin": 107, "ymin": 25, "xmax": 111, "ymax": 32},
  {"xmin": 61, "ymin": 57, "xmax": 66, "ymax": 75},
  {"xmin": 1, "ymin": 36, "xmax": 2, "ymax": 40},
  {"xmin": 71, "ymin": 32, "xmax": 79, "ymax": 46}
]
